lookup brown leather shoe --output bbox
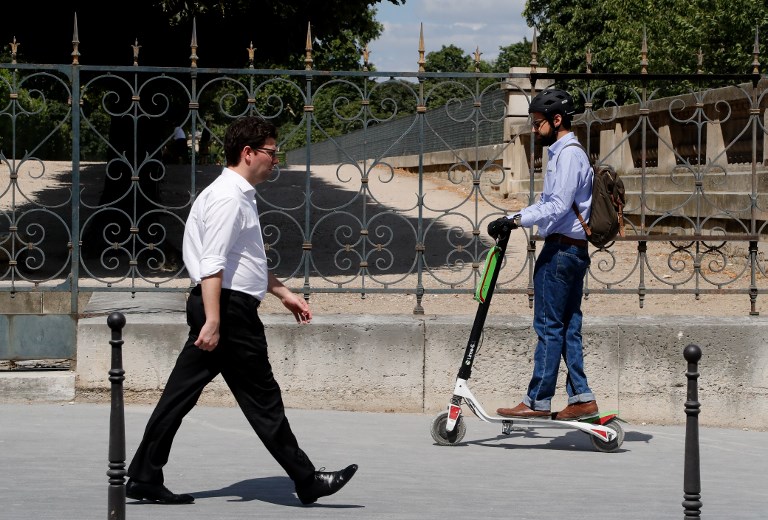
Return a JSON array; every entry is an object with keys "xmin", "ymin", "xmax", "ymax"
[
  {"xmin": 496, "ymin": 402, "xmax": 550, "ymax": 418},
  {"xmin": 555, "ymin": 400, "xmax": 599, "ymax": 421}
]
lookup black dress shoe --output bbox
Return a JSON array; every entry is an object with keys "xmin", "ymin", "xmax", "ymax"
[
  {"xmin": 126, "ymin": 479, "xmax": 194, "ymax": 504},
  {"xmin": 295, "ymin": 464, "xmax": 358, "ymax": 505}
]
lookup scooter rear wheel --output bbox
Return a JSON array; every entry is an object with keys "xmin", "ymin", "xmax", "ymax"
[
  {"xmin": 590, "ymin": 417, "xmax": 625, "ymax": 452},
  {"xmin": 430, "ymin": 411, "xmax": 466, "ymax": 446}
]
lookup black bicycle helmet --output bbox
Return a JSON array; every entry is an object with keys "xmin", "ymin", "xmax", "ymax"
[{"xmin": 528, "ymin": 89, "xmax": 576, "ymax": 119}]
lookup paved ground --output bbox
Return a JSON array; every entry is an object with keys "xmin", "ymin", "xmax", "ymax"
[{"xmin": 1, "ymin": 402, "xmax": 766, "ymax": 520}]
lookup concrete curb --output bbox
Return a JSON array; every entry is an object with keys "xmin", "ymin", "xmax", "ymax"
[
  {"xmin": 0, "ymin": 371, "xmax": 75, "ymax": 402},
  {"xmin": 71, "ymin": 311, "xmax": 768, "ymax": 430}
]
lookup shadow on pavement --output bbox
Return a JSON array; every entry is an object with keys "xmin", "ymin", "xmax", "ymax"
[
  {"xmin": 456, "ymin": 427, "xmax": 652, "ymax": 452},
  {"xmin": 186, "ymin": 475, "xmax": 364, "ymax": 509}
]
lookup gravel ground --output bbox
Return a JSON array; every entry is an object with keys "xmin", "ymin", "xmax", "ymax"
[
  {"xmin": 3, "ymin": 160, "xmax": 763, "ymax": 318},
  {"xmin": 263, "ymin": 163, "xmax": 764, "ymax": 318}
]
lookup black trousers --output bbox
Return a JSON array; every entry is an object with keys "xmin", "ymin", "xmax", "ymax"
[{"xmin": 127, "ymin": 285, "xmax": 315, "ymax": 485}]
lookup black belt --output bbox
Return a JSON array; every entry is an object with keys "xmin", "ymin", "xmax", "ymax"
[
  {"xmin": 190, "ymin": 285, "xmax": 261, "ymax": 307},
  {"xmin": 545, "ymin": 233, "xmax": 588, "ymax": 248}
]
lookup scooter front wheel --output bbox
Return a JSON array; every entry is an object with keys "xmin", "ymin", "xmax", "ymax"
[
  {"xmin": 430, "ymin": 411, "xmax": 466, "ymax": 446},
  {"xmin": 590, "ymin": 417, "xmax": 625, "ymax": 452}
]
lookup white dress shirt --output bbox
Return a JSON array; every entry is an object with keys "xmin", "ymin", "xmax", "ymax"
[{"xmin": 183, "ymin": 168, "xmax": 269, "ymax": 300}]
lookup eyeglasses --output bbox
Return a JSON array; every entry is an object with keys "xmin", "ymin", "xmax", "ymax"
[
  {"xmin": 531, "ymin": 118, "xmax": 547, "ymax": 131},
  {"xmin": 251, "ymin": 146, "xmax": 280, "ymax": 158}
]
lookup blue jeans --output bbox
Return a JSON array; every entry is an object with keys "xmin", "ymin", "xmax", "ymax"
[{"xmin": 523, "ymin": 242, "xmax": 595, "ymax": 412}]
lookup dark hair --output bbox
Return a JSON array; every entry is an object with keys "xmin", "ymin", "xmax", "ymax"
[
  {"xmin": 529, "ymin": 89, "xmax": 575, "ymax": 128},
  {"xmin": 223, "ymin": 116, "xmax": 278, "ymax": 166}
]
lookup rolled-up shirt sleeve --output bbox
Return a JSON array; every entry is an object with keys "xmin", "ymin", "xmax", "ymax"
[{"xmin": 198, "ymin": 196, "xmax": 242, "ymax": 279}]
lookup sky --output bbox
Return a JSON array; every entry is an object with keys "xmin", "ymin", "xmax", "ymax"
[{"xmin": 367, "ymin": 0, "xmax": 530, "ymax": 73}]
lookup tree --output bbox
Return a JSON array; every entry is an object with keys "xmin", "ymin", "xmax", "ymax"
[
  {"xmin": 4, "ymin": 0, "xmax": 404, "ymax": 68},
  {"xmin": 424, "ymin": 44, "xmax": 474, "ymax": 74},
  {"xmin": 422, "ymin": 45, "xmax": 474, "ymax": 109},
  {"xmin": 1, "ymin": 1, "xmax": 408, "ymax": 159},
  {"xmin": 493, "ymin": 40, "xmax": 534, "ymax": 73},
  {"xmin": 524, "ymin": 0, "xmax": 768, "ymax": 75}
]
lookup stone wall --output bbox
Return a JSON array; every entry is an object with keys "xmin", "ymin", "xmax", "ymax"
[{"xmin": 75, "ymin": 313, "xmax": 768, "ymax": 430}]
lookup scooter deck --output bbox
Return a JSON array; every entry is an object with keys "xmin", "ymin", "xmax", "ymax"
[
  {"xmin": 488, "ymin": 410, "xmax": 620, "ymax": 426},
  {"xmin": 490, "ymin": 411, "xmax": 623, "ymax": 442}
]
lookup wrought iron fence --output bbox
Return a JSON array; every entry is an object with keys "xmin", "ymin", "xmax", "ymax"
[{"xmin": 1, "ymin": 25, "xmax": 768, "ymax": 317}]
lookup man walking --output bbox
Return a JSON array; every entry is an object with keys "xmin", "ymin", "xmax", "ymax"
[
  {"xmin": 126, "ymin": 116, "xmax": 357, "ymax": 506},
  {"xmin": 488, "ymin": 89, "xmax": 599, "ymax": 421}
]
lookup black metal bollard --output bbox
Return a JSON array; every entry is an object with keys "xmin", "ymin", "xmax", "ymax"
[
  {"xmin": 107, "ymin": 312, "xmax": 127, "ymax": 520},
  {"xmin": 682, "ymin": 344, "xmax": 702, "ymax": 518}
]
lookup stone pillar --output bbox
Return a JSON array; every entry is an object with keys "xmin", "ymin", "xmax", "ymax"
[
  {"xmin": 599, "ymin": 127, "xmax": 617, "ymax": 169},
  {"xmin": 617, "ymin": 122, "xmax": 635, "ymax": 173},
  {"xmin": 706, "ymin": 119, "xmax": 727, "ymax": 169},
  {"xmin": 657, "ymin": 124, "xmax": 677, "ymax": 173},
  {"xmin": 599, "ymin": 121, "xmax": 635, "ymax": 173},
  {"xmin": 503, "ymin": 67, "xmax": 553, "ymax": 198},
  {"xmin": 505, "ymin": 138, "xmax": 531, "ymax": 201}
]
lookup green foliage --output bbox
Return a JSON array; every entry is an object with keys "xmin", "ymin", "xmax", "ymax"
[
  {"xmin": 4, "ymin": 0, "xmax": 407, "ymax": 161},
  {"xmin": 522, "ymin": 0, "xmax": 768, "ymax": 111},
  {"xmin": 424, "ymin": 45, "xmax": 477, "ymax": 109},
  {"xmin": 524, "ymin": 0, "xmax": 768, "ymax": 75},
  {"xmin": 424, "ymin": 45, "xmax": 473, "ymax": 73},
  {"xmin": 493, "ymin": 40, "xmax": 534, "ymax": 73},
  {"xmin": 0, "ymin": 69, "xmax": 74, "ymax": 161},
  {"xmin": 79, "ymin": 89, "xmax": 110, "ymax": 161},
  {"xmin": 6, "ymin": 1, "xmax": 405, "ymax": 68},
  {"xmin": 1, "ymin": 1, "xmax": 531, "ymax": 160},
  {"xmin": 277, "ymin": 42, "xmax": 520, "ymax": 150},
  {"xmin": 368, "ymin": 79, "xmax": 420, "ymax": 121}
]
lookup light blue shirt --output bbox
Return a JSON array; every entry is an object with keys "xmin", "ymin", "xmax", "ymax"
[{"xmin": 517, "ymin": 132, "xmax": 593, "ymax": 239}]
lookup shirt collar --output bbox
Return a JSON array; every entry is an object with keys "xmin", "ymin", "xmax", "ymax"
[
  {"xmin": 547, "ymin": 131, "xmax": 577, "ymax": 159},
  {"xmin": 221, "ymin": 167, "xmax": 256, "ymax": 197}
]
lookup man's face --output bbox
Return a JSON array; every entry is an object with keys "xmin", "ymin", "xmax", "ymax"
[
  {"xmin": 245, "ymin": 137, "xmax": 279, "ymax": 185},
  {"xmin": 531, "ymin": 112, "xmax": 558, "ymax": 147}
]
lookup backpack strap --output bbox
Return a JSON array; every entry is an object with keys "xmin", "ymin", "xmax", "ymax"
[
  {"xmin": 572, "ymin": 201, "xmax": 591, "ymax": 237},
  {"xmin": 557, "ymin": 142, "xmax": 592, "ymax": 237}
]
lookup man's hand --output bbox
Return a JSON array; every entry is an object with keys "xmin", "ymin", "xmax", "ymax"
[
  {"xmin": 194, "ymin": 321, "xmax": 220, "ymax": 351},
  {"xmin": 282, "ymin": 292, "xmax": 312, "ymax": 324},
  {"xmin": 195, "ymin": 273, "xmax": 222, "ymax": 351},
  {"xmin": 268, "ymin": 272, "xmax": 312, "ymax": 324},
  {"xmin": 487, "ymin": 214, "xmax": 520, "ymax": 239}
]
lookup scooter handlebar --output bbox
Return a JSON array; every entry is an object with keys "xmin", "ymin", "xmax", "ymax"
[{"xmin": 487, "ymin": 214, "xmax": 520, "ymax": 240}]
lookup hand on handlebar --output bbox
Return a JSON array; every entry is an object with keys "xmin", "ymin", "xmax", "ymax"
[{"xmin": 487, "ymin": 214, "xmax": 521, "ymax": 239}]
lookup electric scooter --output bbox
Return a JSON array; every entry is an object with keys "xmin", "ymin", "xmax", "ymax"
[{"xmin": 430, "ymin": 224, "xmax": 625, "ymax": 453}]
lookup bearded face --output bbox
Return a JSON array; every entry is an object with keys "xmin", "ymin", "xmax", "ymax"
[{"xmin": 538, "ymin": 123, "xmax": 557, "ymax": 147}]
